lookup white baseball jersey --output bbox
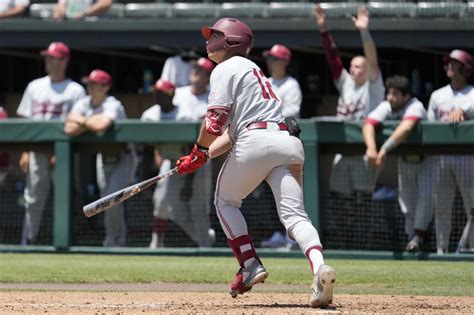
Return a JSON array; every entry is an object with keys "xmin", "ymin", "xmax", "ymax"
[
  {"xmin": 0, "ymin": 0, "xmax": 29, "ymax": 13},
  {"xmin": 70, "ymin": 95, "xmax": 126, "ymax": 120},
  {"xmin": 141, "ymin": 105, "xmax": 179, "ymax": 121},
  {"xmin": 427, "ymin": 84, "xmax": 474, "ymax": 121},
  {"xmin": 366, "ymin": 97, "xmax": 427, "ymax": 124},
  {"xmin": 160, "ymin": 55, "xmax": 193, "ymax": 88},
  {"xmin": 208, "ymin": 56, "xmax": 283, "ymax": 141},
  {"xmin": 336, "ymin": 69, "xmax": 385, "ymax": 120},
  {"xmin": 269, "ymin": 75, "xmax": 302, "ymax": 118},
  {"xmin": 17, "ymin": 76, "xmax": 85, "ymax": 120},
  {"xmin": 174, "ymin": 86, "xmax": 209, "ymax": 121}
]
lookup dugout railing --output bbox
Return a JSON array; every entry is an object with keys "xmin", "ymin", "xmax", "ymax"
[{"xmin": 0, "ymin": 119, "xmax": 473, "ymax": 261}]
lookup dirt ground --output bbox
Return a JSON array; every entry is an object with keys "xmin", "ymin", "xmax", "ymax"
[{"xmin": 0, "ymin": 283, "xmax": 473, "ymax": 314}]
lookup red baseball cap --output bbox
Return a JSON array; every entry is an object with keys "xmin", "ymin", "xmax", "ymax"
[
  {"xmin": 83, "ymin": 69, "xmax": 112, "ymax": 86},
  {"xmin": 194, "ymin": 58, "xmax": 215, "ymax": 74},
  {"xmin": 40, "ymin": 42, "xmax": 70, "ymax": 59},
  {"xmin": 263, "ymin": 44, "xmax": 292, "ymax": 61},
  {"xmin": 154, "ymin": 79, "xmax": 176, "ymax": 95}
]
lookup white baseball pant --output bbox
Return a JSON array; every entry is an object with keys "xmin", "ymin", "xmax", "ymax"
[
  {"xmin": 214, "ymin": 127, "xmax": 321, "ymax": 254},
  {"xmin": 21, "ymin": 151, "xmax": 52, "ymax": 245},
  {"xmin": 330, "ymin": 154, "xmax": 379, "ymax": 195}
]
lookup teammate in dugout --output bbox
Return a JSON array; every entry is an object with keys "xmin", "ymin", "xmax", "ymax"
[
  {"xmin": 17, "ymin": 42, "xmax": 86, "ymax": 245},
  {"xmin": 363, "ymin": 76, "xmax": 434, "ymax": 253},
  {"xmin": 175, "ymin": 17, "xmax": 336, "ymax": 308},
  {"xmin": 141, "ymin": 79, "xmax": 178, "ymax": 248},
  {"xmin": 427, "ymin": 49, "xmax": 474, "ymax": 254},
  {"xmin": 65, "ymin": 69, "xmax": 137, "ymax": 247},
  {"xmin": 314, "ymin": 5, "xmax": 385, "ymax": 199}
]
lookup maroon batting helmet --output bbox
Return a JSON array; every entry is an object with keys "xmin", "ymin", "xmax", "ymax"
[
  {"xmin": 201, "ymin": 18, "xmax": 253, "ymax": 57},
  {"xmin": 444, "ymin": 49, "xmax": 473, "ymax": 78}
]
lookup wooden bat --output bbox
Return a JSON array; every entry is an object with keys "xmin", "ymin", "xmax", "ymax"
[{"xmin": 83, "ymin": 167, "xmax": 178, "ymax": 218}]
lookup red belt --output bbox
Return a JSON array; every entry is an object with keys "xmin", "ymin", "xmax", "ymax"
[{"xmin": 247, "ymin": 122, "xmax": 288, "ymax": 131}]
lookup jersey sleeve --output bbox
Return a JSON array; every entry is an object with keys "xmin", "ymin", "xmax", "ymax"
[
  {"xmin": 16, "ymin": 83, "xmax": 33, "ymax": 118},
  {"xmin": 366, "ymin": 101, "xmax": 391, "ymax": 126},
  {"xmin": 70, "ymin": 98, "xmax": 88, "ymax": 116},
  {"xmin": 403, "ymin": 99, "xmax": 427, "ymax": 121},
  {"xmin": 208, "ymin": 65, "xmax": 234, "ymax": 111},
  {"xmin": 281, "ymin": 79, "xmax": 302, "ymax": 118},
  {"xmin": 335, "ymin": 69, "xmax": 349, "ymax": 93}
]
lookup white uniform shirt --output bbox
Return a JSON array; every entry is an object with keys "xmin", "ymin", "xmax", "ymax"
[
  {"xmin": 208, "ymin": 56, "xmax": 283, "ymax": 141},
  {"xmin": 269, "ymin": 75, "xmax": 302, "ymax": 118},
  {"xmin": 427, "ymin": 84, "xmax": 474, "ymax": 121},
  {"xmin": 367, "ymin": 97, "xmax": 427, "ymax": 124},
  {"xmin": 160, "ymin": 55, "xmax": 193, "ymax": 88},
  {"xmin": 336, "ymin": 69, "xmax": 385, "ymax": 120},
  {"xmin": 0, "ymin": 0, "xmax": 29, "ymax": 13},
  {"xmin": 70, "ymin": 95, "xmax": 126, "ymax": 120},
  {"xmin": 140, "ymin": 105, "xmax": 179, "ymax": 122},
  {"xmin": 17, "ymin": 76, "xmax": 85, "ymax": 120},
  {"xmin": 174, "ymin": 86, "xmax": 209, "ymax": 121}
]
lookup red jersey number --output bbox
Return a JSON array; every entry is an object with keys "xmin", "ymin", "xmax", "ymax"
[{"xmin": 253, "ymin": 69, "xmax": 279, "ymax": 101}]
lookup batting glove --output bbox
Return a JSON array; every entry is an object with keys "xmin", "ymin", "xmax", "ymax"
[{"xmin": 177, "ymin": 143, "xmax": 208, "ymax": 175}]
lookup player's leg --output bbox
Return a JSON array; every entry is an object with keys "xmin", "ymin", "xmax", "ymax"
[
  {"xmin": 150, "ymin": 185, "xmax": 171, "ymax": 248},
  {"xmin": 398, "ymin": 159, "xmax": 417, "ymax": 239},
  {"xmin": 265, "ymin": 134, "xmax": 335, "ymax": 308},
  {"xmin": 21, "ymin": 152, "xmax": 51, "ymax": 245},
  {"xmin": 452, "ymin": 156, "xmax": 474, "ymax": 250},
  {"xmin": 214, "ymin": 135, "xmax": 275, "ymax": 297},
  {"xmin": 433, "ymin": 157, "xmax": 455, "ymax": 254}
]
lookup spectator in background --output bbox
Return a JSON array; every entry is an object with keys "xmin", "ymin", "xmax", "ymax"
[
  {"xmin": 0, "ymin": 107, "xmax": 9, "ymax": 187},
  {"xmin": 314, "ymin": 5, "xmax": 384, "ymax": 200},
  {"xmin": 263, "ymin": 44, "xmax": 302, "ymax": 118},
  {"xmin": 141, "ymin": 79, "xmax": 178, "ymax": 248},
  {"xmin": 53, "ymin": 0, "xmax": 112, "ymax": 20},
  {"xmin": 65, "ymin": 69, "xmax": 137, "ymax": 247},
  {"xmin": 0, "ymin": 0, "xmax": 29, "ymax": 18},
  {"xmin": 17, "ymin": 42, "xmax": 85, "ymax": 245},
  {"xmin": 427, "ymin": 49, "xmax": 474, "ymax": 254},
  {"xmin": 171, "ymin": 57, "xmax": 216, "ymax": 247},
  {"xmin": 160, "ymin": 50, "xmax": 200, "ymax": 88},
  {"xmin": 363, "ymin": 75, "xmax": 433, "ymax": 253}
]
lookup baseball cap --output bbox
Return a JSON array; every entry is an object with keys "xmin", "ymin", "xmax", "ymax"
[
  {"xmin": 154, "ymin": 79, "xmax": 176, "ymax": 95},
  {"xmin": 83, "ymin": 69, "xmax": 112, "ymax": 86},
  {"xmin": 263, "ymin": 44, "xmax": 292, "ymax": 61},
  {"xmin": 194, "ymin": 58, "xmax": 215, "ymax": 74},
  {"xmin": 40, "ymin": 42, "xmax": 70, "ymax": 59}
]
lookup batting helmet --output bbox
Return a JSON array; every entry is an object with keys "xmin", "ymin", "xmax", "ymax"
[
  {"xmin": 201, "ymin": 18, "xmax": 253, "ymax": 57},
  {"xmin": 444, "ymin": 49, "xmax": 473, "ymax": 78}
]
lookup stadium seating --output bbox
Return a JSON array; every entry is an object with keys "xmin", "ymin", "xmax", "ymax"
[
  {"xmin": 124, "ymin": 3, "xmax": 173, "ymax": 18},
  {"xmin": 172, "ymin": 3, "xmax": 220, "ymax": 17},
  {"xmin": 368, "ymin": 2, "xmax": 417, "ymax": 18},
  {"xmin": 266, "ymin": 2, "xmax": 314, "ymax": 18},
  {"xmin": 416, "ymin": 2, "xmax": 467, "ymax": 18},
  {"xmin": 221, "ymin": 2, "xmax": 268, "ymax": 18}
]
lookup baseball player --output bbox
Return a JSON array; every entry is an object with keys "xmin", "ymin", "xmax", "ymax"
[
  {"xmin": 176, "ymin": 17, "xmax": 335, "ymax": 308},
  {"xmin": 65, "ymin": 69, "xmax": 137, "ymax": 247},
  {"xmin": 263, "ymin": 44, "xmax": 302, "ymax": 118},
  {"xmin": 0, "ymin": 0, "xmax": 29, "ymax": 18},
  {"xmin": 363, "ymin": 75, "xmax": 433, "ymax": 252},
  {"xmin": 314, "ymin": 5, "xmax": 385, "ymax": 198},
  {"xmin": 171, "ymin": 57, "xmax": 217, "ymax": 247},
  {"xmin": 427, "ymin": 49, "xmax": 474, "ymax": 254},
  {"xmin": 160, "ymin": 50, "xmax": 200, "ymax": 88},
  {"xmin": 141, "ymin": 79, "xmax": 177, "ymax": 248},
  {"xmin": 17, "ymin": 42, "xmax": 85, "ymax": 245}
]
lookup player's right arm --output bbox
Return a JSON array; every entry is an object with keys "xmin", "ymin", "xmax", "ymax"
[
  {"xmin": 353, "ymin": 6, "xmax": 381, "ymax": 82},
  {"xmin": 314, "ymin": 4, "xmax": 344, "ymax": 81},
  {"xmin": 64, "ymin": 112, "xmax": 87, "ymax": 136},
  {"xmin": 362, "ymin": 122, "xmax": 378, "ymax": 166},
  {"xmin": 208, "ymin": 128, "xmax": 232, "ymax": 159}
]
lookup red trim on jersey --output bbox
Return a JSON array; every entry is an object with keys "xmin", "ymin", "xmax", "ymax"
[
  {"xmin": 402, "ymin": 116, "xmax": 422, "ymax": 122},
  {"xmin": 365, "ymin": 118, "xmax": 381, "ymax": 127},
  {"xmin": 321, "ymin": 31, "xmax": 344, "ymax": 81}
]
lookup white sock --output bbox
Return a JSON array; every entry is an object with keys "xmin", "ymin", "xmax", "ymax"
[{"xmin": 309, "ymin": 249, "xmax": 325, "ymax": 275}]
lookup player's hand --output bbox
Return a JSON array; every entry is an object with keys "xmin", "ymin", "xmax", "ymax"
[
  {"xmin": 447, "ymin": 108, "xmax": 466, "ymax": 123},
  {"xmin": 314, "ymin": 5, "xmax": 328, "ymax": 32},
  {"xmin": 376, "ymin": 150, "xmax": 387, "ymax": 167},
  {"xmin": 19, "ymin": 151, "xmax": 29, "ymax": 173},
  {"xmin": 352, "ymin": 6, "xmax": 369, "ymax": 31},
  {"xmin": 365, "ymin": 147, "xmax": 378, "ymax": 166},
  {"xmin": 176, "ymin": 144, "xmax": 208, "ymax": 175}
]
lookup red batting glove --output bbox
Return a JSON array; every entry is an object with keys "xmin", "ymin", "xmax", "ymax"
[{"xmin": 177, "ymin": 144, "xmax": 208, "ymax": 175}]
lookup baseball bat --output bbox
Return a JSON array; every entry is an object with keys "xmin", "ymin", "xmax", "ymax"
[{"xmin": 83, "ymin": 167, "xmax": 178, "ymax": 218}]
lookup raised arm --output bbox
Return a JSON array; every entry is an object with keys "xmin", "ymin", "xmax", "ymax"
[
  {"xmin": 314, "ymin": 4, "xmax": 344, "ymax": 81},
  {"xmin": 352, "ymin": 6, "xmax": 381, "ymax": 82}
]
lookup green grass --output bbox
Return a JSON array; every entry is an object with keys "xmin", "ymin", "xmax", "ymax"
[{"xmin": 1, "ymin": 254, "xmax": 473, "ymax": 296}]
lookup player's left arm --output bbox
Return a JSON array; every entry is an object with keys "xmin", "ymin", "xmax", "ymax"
[
  {"xmin": 83, "ymin": 114, "xmax": 114, "ymax": 133},
  {"xmin": 353, "ymin": 6, "xmax": 381, "ymax": 82},
  {"xmin": 64, "ymin": 113, "xmax": 87, "ymax": 136},
  {"xmin": 377, "ymin": 119, "xmax": 419, "ymax": 165}
]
